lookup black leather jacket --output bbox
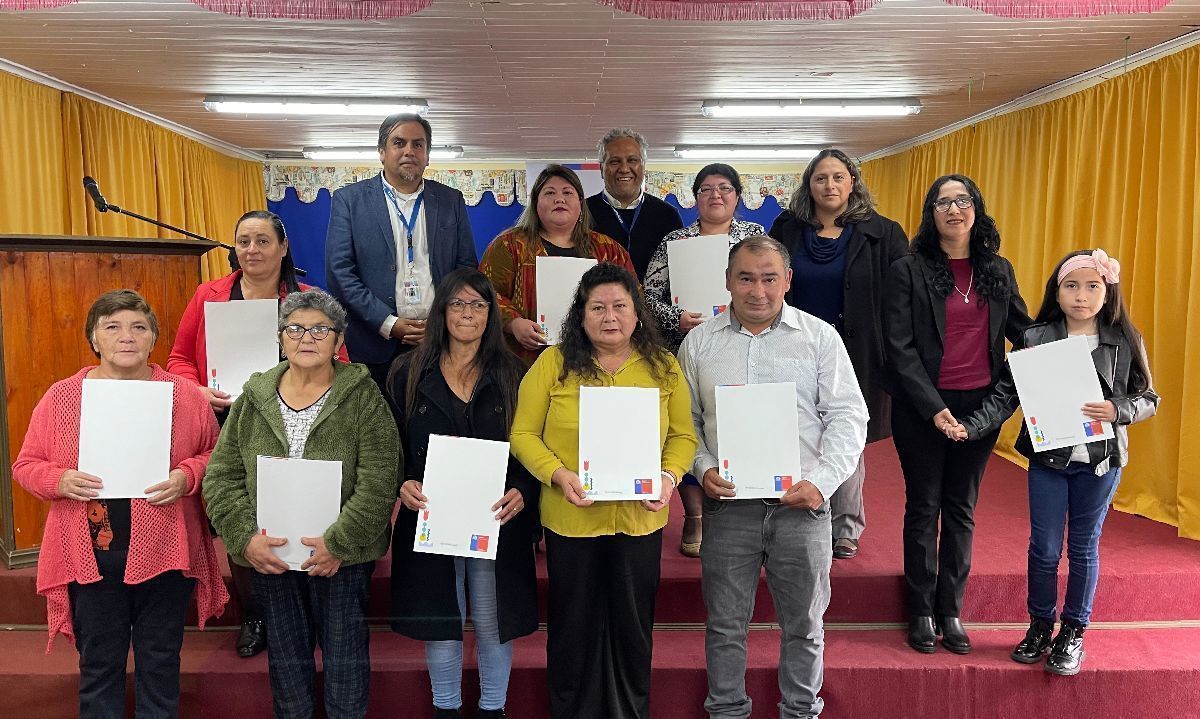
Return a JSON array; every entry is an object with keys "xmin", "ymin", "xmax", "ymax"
[{"xmin": 961, "ymin": 320, "xmax": 1160, "ymax": 473}]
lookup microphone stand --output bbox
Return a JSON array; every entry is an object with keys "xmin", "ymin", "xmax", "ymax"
[{"xmin": 84, "ymin": 178, "xmax": 306, "ymax": 277}]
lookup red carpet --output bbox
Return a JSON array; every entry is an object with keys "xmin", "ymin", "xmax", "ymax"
[{"xmin": 2, "ymin": 441, "xmax": 1199, "ymax": 717}]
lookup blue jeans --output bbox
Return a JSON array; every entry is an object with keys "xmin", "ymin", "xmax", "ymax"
[
  {"xmin": 701, "ymin": 499, "xmax": 832, "ymax": 719},
  {"xmin": 1027, "ymin": 463, "xmax": 1122, "ymax": 626},
  {"xmin": 425, "ymin": 557, "xmax": 513, "ymax": 712}
]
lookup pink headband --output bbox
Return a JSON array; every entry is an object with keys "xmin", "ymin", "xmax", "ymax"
[{"xmin": 1057, "ymin": 249, "xmax": 1121, "ymax": 285}]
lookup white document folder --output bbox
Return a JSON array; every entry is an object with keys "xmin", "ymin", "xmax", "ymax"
[
  {"xmin": 716, "ymin": 382, "xmax": 802, "ymax": 499},
  {"xmin": 256, "ymin": 456, "xmax": 342, "ymax": 571},
  {"xmin": 578, "ymin": 386, "xmax": 661, "ymax": 501},
  {"xmin": 535, "ymin": 256, "xmax": 597, "ymax": 344},
  {"xmin": 414, "ymin": 434, "xmax": 509, "ymax": 561},
  {"xmin": 1007, "ymin": 335, "xmax": 1115, "ymax": 452},
  {"xmin": 666, "ymin": 233, "xmax": 733, "ymax": 318},
  {"xmin": 204, "ymin": 299, "xmax": 279, "ymax": 398},
  {"xmin": 78, "ymin": 379, "xmax": 173, "ymax": 499}
]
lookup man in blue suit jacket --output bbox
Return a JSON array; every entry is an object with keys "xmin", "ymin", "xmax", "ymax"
[{"xmin": 326, "ymin": 113, "xmax": 478, "ymax": 388}]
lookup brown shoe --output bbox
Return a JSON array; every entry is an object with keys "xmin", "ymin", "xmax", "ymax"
[
  {"xmin": 833, "ymin": 538, "xmax": 859, "ymax": 559},
  {"xmin": 680, "ymin": 515, "xmax": 702, "ymax": 558}
]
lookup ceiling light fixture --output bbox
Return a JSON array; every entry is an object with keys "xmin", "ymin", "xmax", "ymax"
[
  {"xmin": 204, "ymin": 95, "xmax": 429, "ymax": 116},
  {"xmin": 672, "ymin": 145, "xmax": 825, "ymax": 160},
  {"xmin": 701, "ymin": 98, "xmax": 922, "ymax": 118},
  {"xmin": 302, "ymin": 145, "xmax": 464, "ymax": 161}
]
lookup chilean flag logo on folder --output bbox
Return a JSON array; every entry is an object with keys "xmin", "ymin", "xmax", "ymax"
[
  {"xmin": 470, "ymin": 535, "xmax": 489, "ymax": 552},
  {"xmin": 775, "ymin": 475, "xmax": 793, "ymax": 492},
  {"xmin": 634, "ymin": 478, "xmax": 654, "ymax": 495}
]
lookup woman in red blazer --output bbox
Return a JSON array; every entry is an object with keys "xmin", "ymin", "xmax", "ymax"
[{"xmin": 167, "ymin": 209, "xmax": 345, "ymax": 658}]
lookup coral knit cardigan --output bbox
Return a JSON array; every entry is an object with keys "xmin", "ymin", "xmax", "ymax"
[{"xmin": 12, "ymin": 365, "xmax": 229, "ymax": 651}]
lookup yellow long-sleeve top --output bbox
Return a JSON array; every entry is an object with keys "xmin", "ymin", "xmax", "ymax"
[{"xmin": 511, "ymin": 346, "xmax": 698, "ymax": 538}]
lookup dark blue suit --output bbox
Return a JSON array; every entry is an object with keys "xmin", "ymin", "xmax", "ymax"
[{"xmin": 325, "ymin": 174, "xmax": 477, "ymax": 365}]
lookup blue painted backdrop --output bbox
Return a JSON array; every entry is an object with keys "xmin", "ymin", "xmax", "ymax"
[{"xmin": 268, "ymin": 187, "xmax": 785, "ymax": 288}]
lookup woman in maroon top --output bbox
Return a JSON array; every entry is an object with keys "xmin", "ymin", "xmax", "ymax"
[{"xmin": 883, "ymin": 175, "xmax": 1030, "ymax": 655}]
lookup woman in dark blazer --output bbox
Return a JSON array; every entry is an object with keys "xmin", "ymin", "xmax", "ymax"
[
  {"xmin": 769, "ymin": 148, "xmax": 909, "ymax": 561},
  {"xmin": 387, "ymin": 268, "xmax": 538, "ymax": 719},
  {"xmin": 883, "ymin": 174, "xmax": 1030, "ymax": 655}
]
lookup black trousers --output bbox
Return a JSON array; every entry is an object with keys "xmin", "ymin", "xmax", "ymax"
[
  {"xmin": 69, "ymin": 567, "xmax": 195, "ymax": 719},
  {"xmin": 544, "ymin": 529, "xmax": 663, "ymax": 719},
  {"xmin": 892, "ymin": 387, "xmax": 1000, "ymax": 618}
]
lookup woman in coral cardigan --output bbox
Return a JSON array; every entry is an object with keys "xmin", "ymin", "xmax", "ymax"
[
  {"xmin": 13, "ymin": 289, "xmax": 227, "ymax": 719},
  {"xmin": 167, "ymin": 209, "xmax": 344, "ymax": 658}
]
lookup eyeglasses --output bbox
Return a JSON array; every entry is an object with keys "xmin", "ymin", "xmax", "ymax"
[
  {"xmin": 697, "ymin": 184, "xmax": 736, "ymax": 197},
  {"xmin": 448, "ymin": 299, "xmax": 490, "ymax": 314},
  {"xmin": 933, "ymin": 197, "xmax": 974, "ymax": 213},
  {"xmin": 282, "ymin": 324, "xmax": 334, "ymax": 340}
]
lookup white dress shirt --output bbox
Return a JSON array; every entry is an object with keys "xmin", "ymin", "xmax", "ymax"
[
  {"xmin": 677, "ymin": 304, "xmax": 869, "ymax": 503},
  {"xmin": 379, "ymin": 174, "xmax": 435, "ymax": 337}
]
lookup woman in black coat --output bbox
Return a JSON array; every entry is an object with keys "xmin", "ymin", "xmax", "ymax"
[
  {"xmin": 883, "ymin": 174, "xmax": 1030, "ymax": 656},
  {"xmin": 769, "ymin": 148, "xmax": 909, "ymax": 561},
  {"xmin": 387, "ymin": 268, "xmax": 538, "ymax": 719}
]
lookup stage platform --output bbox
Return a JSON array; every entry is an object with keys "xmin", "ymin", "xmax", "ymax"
[{"xmin": 2, "ymin": 440, "xmax": 1199, "ymax": 717}]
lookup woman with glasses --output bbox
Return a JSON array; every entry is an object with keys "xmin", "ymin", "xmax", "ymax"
[
  {"xmin": 768, "ymin": 149, "xmax": 910, "ymax": 562},
  {"xmin": 642, "ymin": 162, "xmax": 763, "ymax": 558},
  {"xmin": 168, "ymin": 209, "xmax": 346, "ymax": 658},
  {"xmin": 204, "ymin": 289, "xmax": 399, "ymax": 719},
  {"xmin": 883, "ymin": 174, "xmax": 1029, "ymax": 656},
  {"xmin": 387, "ymin": 269, "xmax": 538, "ymax": 719}
]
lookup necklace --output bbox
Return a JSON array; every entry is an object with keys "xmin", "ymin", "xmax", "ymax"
[{"xmin": 953, "ymin": 272, "xmax": 973, "ymax": 304}]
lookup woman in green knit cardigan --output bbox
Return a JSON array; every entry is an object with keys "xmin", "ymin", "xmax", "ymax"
[{"xmin": 203, "ymin": 289, "xmax": 399, "ymax": 719}]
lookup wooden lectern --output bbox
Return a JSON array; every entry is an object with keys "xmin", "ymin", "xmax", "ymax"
[{"xmin": 0, "ymin": 235, "xmax": 219, "ymax": 568}]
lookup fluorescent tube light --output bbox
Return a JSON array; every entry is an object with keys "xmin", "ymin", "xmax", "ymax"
[
  {"xmin": 302, "ymin": 146, "xmax": 464, "ymax": 161},
  {"xmin": 701, "ymin": 98, "xmax": 922, "ymax": 118},
  {"xmin": 672, "ymin": 145, "xmax": 824, "ymax": 160},
  {"xmin": 205, "ymin": 95, "xmax": 429, "ymax": 116}
]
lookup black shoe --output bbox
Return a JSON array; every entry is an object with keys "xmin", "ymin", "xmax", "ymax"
[
  {"xmin": 937, "ymin": 616, "xmax": 972, "ymax": 654},
  {"xmin": 235, "ymin": 619, "xmax": 267, "ymax": 658},
  {"xmin": 478, "ymin": 710, "xmax": 507, "ymax": 719},
  {"xmin": 1011, "ymin": 617, "xmax": 1055, "ymax": 664},
  {"xmin": 433, "ymin": 709, "xmax": 462, "ymax": 719},
  {"xmin": 907, "ymin": 616, "xmax": 937, "ymax": 653},
  {"xmin": 833, "ymin": 538, "xmax": 859, "ymax": 559},
  {"xmin": 1045, "ymin": 623, "xmax": 1086, "ymax": 676}
]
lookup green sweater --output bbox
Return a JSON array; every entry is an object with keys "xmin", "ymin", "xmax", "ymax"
[{"xmin": 203, "ymin": 361, "xmax": 401, "ymax": 567}]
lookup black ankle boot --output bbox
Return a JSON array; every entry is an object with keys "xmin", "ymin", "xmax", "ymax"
[
  {"xmin": 907, "ymin": 616, "xmax": 937, "ymax": 653},
  {"xmin": 433, "ymin": 709, "xmax": 462, "ymax": 719},
  {"xmin": 1045, "ymin": 623, "xmax": 1086, "ymax": 676},
  {"xmin": 235, "ymin": 619, "xmax": 267, "ymax": 658},
  {"xmin": 1011, "ymin": 617, "xmax": 1055, "ymax": 664},
  {"xmin": 478, "ymin": 709, "xmax": 507, "ymax": 719},
  {"xmin": 937, "ymin": 616, "xmax": 972, "ymax": 655}
]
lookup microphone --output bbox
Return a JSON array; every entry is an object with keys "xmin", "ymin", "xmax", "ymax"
[{"xmin": 82, "ymin": 176, "xmax": 109, "ymax": 212}]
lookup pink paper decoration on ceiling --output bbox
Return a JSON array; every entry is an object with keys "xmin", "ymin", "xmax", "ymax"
[
  {"xmin": 944, "ymin": 0, "xmax": 1173, "ymax": 18},
  {"xmin": 599, "ymin": 0, "xmax": 880, "ymax": 21},
  {"xmin": 188, "ymin": 0, "xmax": 431, "ymax": 20},
  {"xmin": 0, "ymin": 0, "xmax": 79, "ymax": 8}
]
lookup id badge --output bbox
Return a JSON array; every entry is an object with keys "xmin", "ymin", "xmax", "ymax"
[{"xmin": 403, "ymin": 278, "xmax": 422, "ymax": 305}]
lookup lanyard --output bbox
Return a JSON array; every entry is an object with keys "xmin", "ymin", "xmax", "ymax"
[
  {"xmin": 383, "ymin": 184, "xmax": 424, "ymax": 265},
  {"xmin": 607, "ymin": 197, "xmax": 643, "ymax": 238}
]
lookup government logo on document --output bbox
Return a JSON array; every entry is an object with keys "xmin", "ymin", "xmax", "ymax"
[
  {"xmin": 1029, "ymin": 416, "xmax": 1049, "ymax": 446},
  {"xmin": 1083, "ymin": 420, "xmax": 1104, "ymax": 437},
  {"xmin": 417, "ymin": 510, "xmax": 433, "ymax": 547},
  {"xmin": 634, "ymin": 478, "xmax": 654, "ymax": 495},
  {"xmin": 712, "ymin": 304, "xmax": 727, "ymax": 316},
  {"xmin": 775, "ymin": 475, "xmax": 793, "ymax": 492},
  {"xmin": 470, "ymin": 534, "xmax": 490, "ymax": 553},
  {"xmin": 721, "ymin": 458, "xmax": 733, "ymax": 483},
  {"xmin": 581, "ymin": 459, "xmax": 593, "ymax": 492}
]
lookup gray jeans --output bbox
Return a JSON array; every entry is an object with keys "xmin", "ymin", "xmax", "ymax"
[
  {"xmin": 701, "ymin": 499, "xmax": 833, "ymax": 719},
  {"xmin": 830, "ymin": 454, "xmax": 866, "ymax": 541}
]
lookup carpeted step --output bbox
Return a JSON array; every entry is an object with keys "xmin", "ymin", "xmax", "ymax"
[{"xmin": 2, "ymin": 625, "xmax": 1198, "ymax": 718}]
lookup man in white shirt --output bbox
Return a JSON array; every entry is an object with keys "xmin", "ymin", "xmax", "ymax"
[
  {"xmin": 678, "ymin": 236, "xmax": 868, "ymax": 719},
  {"xmin": 326, "ymin": 113, "xmax": 478, "ymax": 389}
]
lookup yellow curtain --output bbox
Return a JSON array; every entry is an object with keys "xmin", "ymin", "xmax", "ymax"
[
  {"xmin": 862, "ymin": 45, "xmax": 1200, "ymax": 539},
  {"xmin": 0, "ymin": 69, "xmax": 265, "ymax": 280}
]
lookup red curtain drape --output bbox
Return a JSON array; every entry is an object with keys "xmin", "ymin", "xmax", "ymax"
[
  {"xmin": 944, "ymin": 0, "xmax": 1172, "ymax": 18},
  {"xmin": 598, "ymin": 0, "xmax": 879, "ymax": 21}
]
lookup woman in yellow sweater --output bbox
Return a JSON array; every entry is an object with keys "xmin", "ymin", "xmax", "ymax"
[{"xmin": 511, "ymin": 262, "xmax": 697, "ymax": 719}]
